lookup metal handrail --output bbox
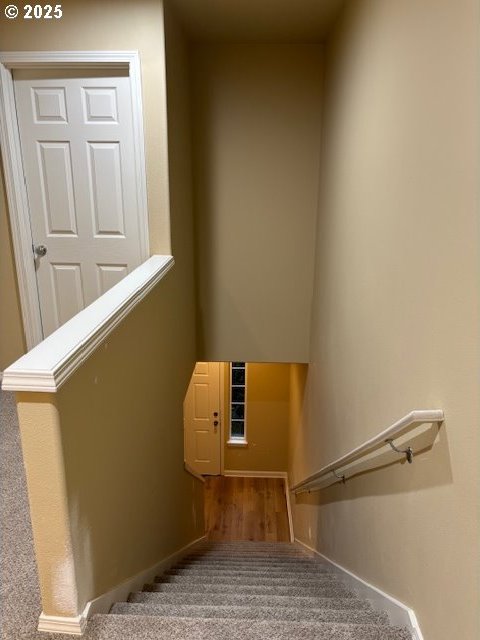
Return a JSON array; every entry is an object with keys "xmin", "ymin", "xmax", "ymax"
[
  {"xmin": 184, "ymin": 462, "xmax": 205, "ymax": 484},
  {"xmin": 290, "ymin": 409, "xmax": 444, "ymax": 494}
]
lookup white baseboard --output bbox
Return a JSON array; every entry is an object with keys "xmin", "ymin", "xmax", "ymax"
[
  {"xmin": 38, "ymin": 534, "xmax": 207, "ymax": 635},
  {"xmin": 38, "ymin": 610, "xmax": 89, "ymax": 635},
  {"xmin": 223, "ymin": 469, "xmax": 288, "ymax": 479},
  {"xmin": 295, "ymin": 539, "xmax": 424, "ymax": 640}
]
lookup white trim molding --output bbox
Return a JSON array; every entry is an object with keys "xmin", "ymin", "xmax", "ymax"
[
  {"xmin": 219, "ymin": 363, "xmax": 225, "ymax": 475},
  {"xmin": 38, "ymin": 535, "xmax": 207, "ymax": 635},
  {"xmin": 38, "ymin": 611, "xmax": 89, "ymax": 636},
  {"xmin": 226, "ymin": 439, "xmax": 248, "ymax": 447},
  {"xmin": 0, "ymin": 56, "xmax": 43, "ymax": 347},
  {"xmin": 0, "ymin": 50, "xmax": 150, "ymax": 350},
  {"xmin": 223, "ymin": 470, "xmax": 288, "ymax": 479},
  {"xmin": 295, "ymin": 539, "xmax": 424, "ymax": 640},
  {"xmin": 2, "ymin": 255, "xmax": 174, "ymax": 392}
]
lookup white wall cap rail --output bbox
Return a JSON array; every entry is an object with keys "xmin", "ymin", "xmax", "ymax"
[
  {"xmin": 290, "ymin": 410, "xmax": 444, "ymax": 493},
  {"xmin": 1, "ymin": 255, "xmax": 174, "ymax": 393},
  {"xmin": 184, "ymin": 462, "xmax": 206, "ymax": 484},
  {"xmin": 0, "ymin": 50, "xmax": 141, "ymax": 68}
]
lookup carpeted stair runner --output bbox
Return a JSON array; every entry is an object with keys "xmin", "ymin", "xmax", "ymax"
[{"xmin": 87, "ymin": 541, "xmax": 413, "ymax": 639}]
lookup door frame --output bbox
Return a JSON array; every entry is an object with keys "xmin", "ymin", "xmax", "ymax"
[
  {"xmin": 219, "ymin": 362, "xmax": 225, "ymax": 475},
  {"xmin": 0, "ymin": 51, "xmax": 150, "ymax": 349}
]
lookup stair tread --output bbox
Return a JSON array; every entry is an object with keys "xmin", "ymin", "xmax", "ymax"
[
  {"xmin": 191, "ymin": 553, "xmax": 309, "ymax": 556},
  {"xmin": 185, "ymin": 551, "xmax": 310, "ymax": 562},
  {"xmin": 145, "ymin": 582, "xmax": 356, "ymax": 597},
  {"xmin": 170, "ymin": 566, "xmax": 334, "ymax": 574},
  {"xmin": 156, "ymin": 574, "xmax": 342, "ymax": 585},
  {"xmin": 191, "ymin": 552, "xmax": 306, "ymax": 556},
  {"xmin": 179, "ymin": 558, "xmax": 325, "ymax": 565},
  {"xmin": 130, "ymin": 592, "xmax": 370, "ymax": 610},
  {"xmin": 193, "ymin": 545, "xmax": 302, "ymax": 551},
  {"xmin": 111, "ymin": 602, "xmax": 389, "ymax": 624},
  {"xmin": 90, "ymin": 614, "xmax": 413, "ymax": 640}
]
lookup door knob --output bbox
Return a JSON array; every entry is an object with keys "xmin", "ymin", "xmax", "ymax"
[
  {"xmin": 33, "ymin": 244, "xmax": 47, "ymax": 257},
  {"xmin": 213, "ymin": 420, "xmax": 219, "ymax": 427}
]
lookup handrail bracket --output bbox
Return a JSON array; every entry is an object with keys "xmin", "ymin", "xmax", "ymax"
[
  {"xmin": 332, "ymin": 469, "xmax": 346, "ymax": 484},
  {"xmin": 386, "ymin": 438, "xmax": 414, "ymax": 464}
]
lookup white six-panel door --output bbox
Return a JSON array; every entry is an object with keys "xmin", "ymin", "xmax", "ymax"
[
  {"xmin": 14, "ymin": 75, "xmax": 145, "ymax": 337},
  {"xmin": 184, "ymin": 362, "xmax": 221, "ymax": 476}
]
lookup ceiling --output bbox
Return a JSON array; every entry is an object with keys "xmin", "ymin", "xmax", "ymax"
[{"xmin": 167, "ymin": 0, "xmax": 345, "ymax": 43}]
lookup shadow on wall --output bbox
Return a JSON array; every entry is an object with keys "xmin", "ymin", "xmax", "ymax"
[{"xmin": 295, "ymin": 422, "xmax": 453, "ymax": 507}]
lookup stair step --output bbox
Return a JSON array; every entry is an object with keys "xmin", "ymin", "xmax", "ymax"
[
  {"xmin": 156, "ymin": 573, "xmax": 341, "ymax": 586},
  {"xmin": 171, "ymin": 564, "xmax": 333, "ymax": 575},
  {"xmin": 129, "ymin": 591, "xmax": 371, "ymax": 610},
  {"xmin": 189, "ymin": 547, "xmax": 311, "ymax": 558},
  {"xmin": 167, "ymin": 569, "xmax": 340, "ymax": 584},
  {"xmin": 169, "ymin": 566, "xmax": 339, "ymax": 578},
  {"xmin": 194, "ymin": 543, "xmax": 299, "ymax": 550},
  {"xmin": 187, "ymin": 556, "xmax": 312, "ymax": 560},
  {"xmin": 184, "ymin": 556, "xmax": 316, "ymax": 567},
  {"xmin": 178, "ymin": 564, "xmax": 325, "ymax": 572},
  {"xmin": 185, "ymin": 555, "xmax": 311, "ymax": 563},
  {"xmin": 179, "ymin": 558, "xmax": 323, "ymax": 566},
  {"xmin": 145, "ymin": 581, "xmax": 356, "ymax": 597},
  {"xmin": 189, "ymin": 547, "xmax": 310, "ymax": 558},
  {"xmin": 111, "ymin": 602, "xmax": 389, "ymax": 625},
  {"xmin": 89, "ymin": 614, "xmax": 413, "ymax": 640}
]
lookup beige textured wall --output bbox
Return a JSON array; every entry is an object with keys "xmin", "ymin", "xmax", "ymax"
[
  {"xmin": 16, "ymin": 394, "xmax": 79, "ymax": 615},
  {"xmin": 224, "ymin": 363, "xmax": 289, "ymax": 472},
  {"xmin": 0, "ymin": 163, "xmax": 25, "ymax": 370},
  {"xmin": 164, "ymin": 2, "xmax": 196, "ymax": 348},
  {"xmin": 13, "ymin": 3, "xmax": 203, "ymax": 617},
  {"xmin": 0, "ymin": 0, "xmax": 171, "ymax": 366},
  {"xmin": 191, "ymin": 45, "xmax": 322, "ymax": 363},
  {"xmin": 17, "ymin": 274, "xmax": 204, "ymax": 616},
  {"xmin": 289, "ymin": 2, "xmax": 480, "ymax": 639}
]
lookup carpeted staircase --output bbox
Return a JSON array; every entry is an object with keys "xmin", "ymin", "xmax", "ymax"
[{"xmin": 87, "ymin": 541, "xmax": 413, "ymax": 639}]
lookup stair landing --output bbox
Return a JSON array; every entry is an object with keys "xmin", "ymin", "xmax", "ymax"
[{"xmin": 204, "ymin": 476, "xmax": 290, "ymax": 542}]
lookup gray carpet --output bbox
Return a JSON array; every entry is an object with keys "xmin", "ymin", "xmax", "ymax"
[
  {"xmin": 102, "ymin": 541, "xmax": 413, "ymax": 639},
  {"xmin": 0, "ymin": 390, "xmax": 412, "ymax": 639}
]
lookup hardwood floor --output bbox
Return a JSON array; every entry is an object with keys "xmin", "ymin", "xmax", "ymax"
[{"xmin": 204, "ymin": 476, "xmax": 290, "ymax": 542}]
